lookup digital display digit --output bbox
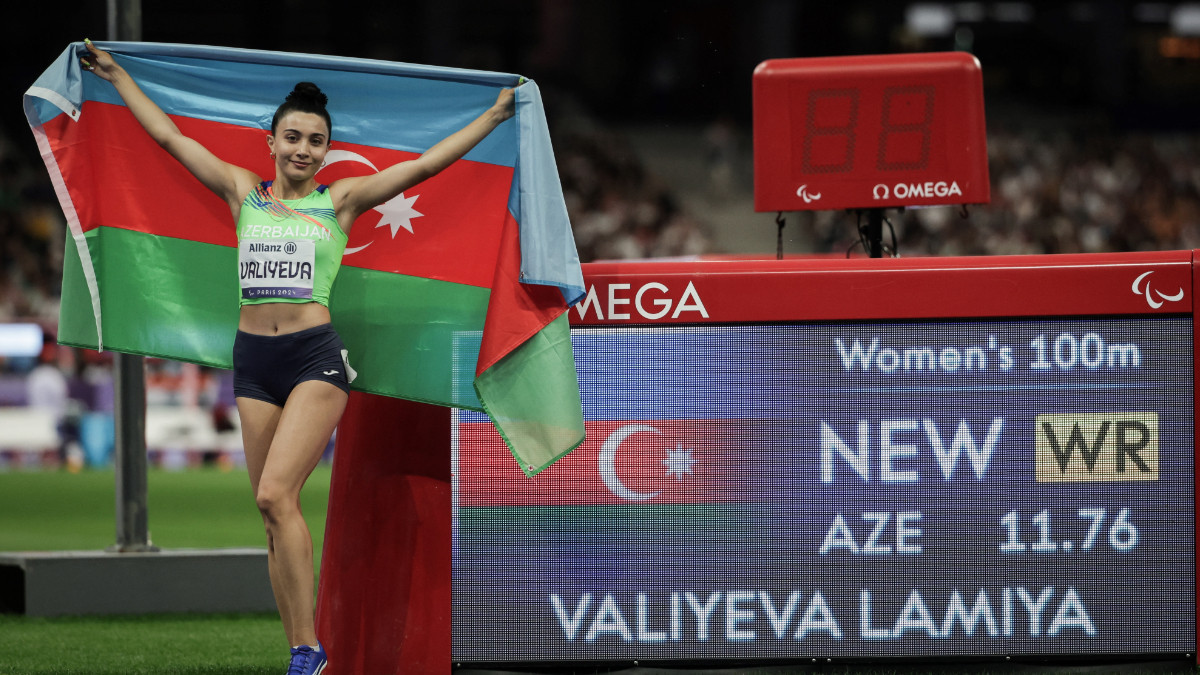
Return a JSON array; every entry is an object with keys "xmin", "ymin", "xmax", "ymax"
[
  {"xmin": 754, "ymin": 52, "xmax": 990, "ymax": 212},
  {"xmin": 453, "ymin": 315, "xmax": 1193, "ymax": 664}
]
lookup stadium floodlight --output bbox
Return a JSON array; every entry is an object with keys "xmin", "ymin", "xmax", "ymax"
[
  {"xmin": 1171, "ymin": 3, "xmax": 1200, "ymax": 35},
  {"xmin": 906, "ymin": 3, "xmax": 955, "ymax": 37}
]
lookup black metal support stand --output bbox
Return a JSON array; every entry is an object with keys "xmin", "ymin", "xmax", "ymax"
[
  {"xmin": 775, "ymin": 211, "xmax": 786, "ymax": 261},
  {"xmin": 107, "ymin": 0, "xmax": 155, "ymax": 554},
  {"xmin": 111, "ymin": 353, "xmax": 155, "ymax": 552},
  {"xmin": 865, "ymin": 208, "xmax": 884, "ymax": 258}
]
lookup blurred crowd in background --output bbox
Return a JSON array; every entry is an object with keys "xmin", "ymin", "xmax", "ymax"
[
  {"xmin": 6, "ymin": 1, "xmax": 1200, "ymax": 468},
  {"xmin": 5, "ymin": 107, "xmax": 1200, "ymax": 468},
  {"xmin": 9, "ymin": 104, "xmax": 1200, "ymax": 329}
]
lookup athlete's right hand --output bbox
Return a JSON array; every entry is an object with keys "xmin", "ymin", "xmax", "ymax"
[{"xmin": 80, "ymin": 39, "xmax": 120, "ymax": 82}]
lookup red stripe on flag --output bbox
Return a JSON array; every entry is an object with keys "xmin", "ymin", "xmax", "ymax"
[
  {"xmin": 43, "ymin": 102, "xmax": 239, "ymax": 245},
  {"xmin": 46, "ymin": 101, "xmax": 514, "ymax": 288},
  {"xmin": 457, "ymin": 420, "xmax": 746, "ymax": 506},
  {"xmin": 328, "ymin": 157, "xmax": 510, "ymax": 288},
  {"xmin": 475, "ymin": 209, "xmax": 566, "ymax": 375}
]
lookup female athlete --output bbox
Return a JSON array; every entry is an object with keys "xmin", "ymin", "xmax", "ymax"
[{"xmin": 82, "ymin": 39, "xmax": 515, "ymax": 675}]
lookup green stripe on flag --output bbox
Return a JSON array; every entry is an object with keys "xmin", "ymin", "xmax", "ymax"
[
  {"xmin": 58, "ymin": 226, "xmax": 238, "ymax": 364},
  {"xmin": 473, "ymin": 312, "xmax": 584, "ymax": 476},
  {"xmin": 330, "ymin": 266, "xmax": 490, "ymax": 410},
  {"xmin": 56, "ymin": 226, "xmax": 580, "ymax": 474},
  {"xmin": 58, "ymin": 226, "xmax": 496, "ymax": 410},
  {"xmin": 58, "ymin": 228, "xmax": 100, "ymax": 350}
]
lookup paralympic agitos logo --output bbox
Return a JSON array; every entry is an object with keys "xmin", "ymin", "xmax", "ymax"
[{"xmin": 1131, "ymin": 271, "xmax": 1184, "ymax": 309}]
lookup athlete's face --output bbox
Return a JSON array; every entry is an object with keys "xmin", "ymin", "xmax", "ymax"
[{"xmin": 267, "ymin": 112, "xmax": 331, "ymax": 182}]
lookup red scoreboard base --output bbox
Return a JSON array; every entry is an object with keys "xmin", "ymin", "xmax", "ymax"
[{"xmin": 315, "ymin": 392, "xmax": 452, "ymax": 675}]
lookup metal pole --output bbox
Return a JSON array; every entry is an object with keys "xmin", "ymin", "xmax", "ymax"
[
  {"xmin": 108, "ymin": 0, "xmax": 154, "ymax": 553},
  {"xmin": 866, "ymin": 209, "xmax": 884, "ymax": 258},
  {"xmin": 107, "ymin": 0, "xmax": 141, "ymax": 42},
  {"xmin": 112, "ymin": 354, "xmax": 153, "ymax": 551}
]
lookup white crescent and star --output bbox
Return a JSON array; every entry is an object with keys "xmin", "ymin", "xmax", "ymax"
[
  {"xmin": 319, "ymin": 149, "xmax": 425, "ymax": 255},
  {"xmin": 598, "ymin": 424, "xmax": 699, "ymax": 501},
  {"xmin": 599, "ymin": 424, "xmax": 663, "ymax": 501}
]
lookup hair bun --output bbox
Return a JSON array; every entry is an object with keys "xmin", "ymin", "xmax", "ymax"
[
  {"xmin": 271, "ymin": 81, "xmax": 333, "ymax": 134},
  {"xmin": 287, "ymin": 82, "xmax": 328, "ymax": 108}
]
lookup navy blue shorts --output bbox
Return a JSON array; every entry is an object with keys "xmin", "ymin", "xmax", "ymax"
[{"xmin": 232, "ymin": 323, "xmax": 352, "ymax": 407}]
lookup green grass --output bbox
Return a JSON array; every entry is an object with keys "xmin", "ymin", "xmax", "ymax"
[
  {"xmin": 0, "ymin": 466, "xmax": 330, "ymax": 675},
  {"xmin": 0, "ymin": 612, "xmax": 284, "ymax": 675},
  {"xmin": 0, "ymin": 465, "xmax": 330, "ymax": 555}
]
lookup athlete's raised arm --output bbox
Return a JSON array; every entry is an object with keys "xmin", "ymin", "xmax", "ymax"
[
  {"xmin": 330, "ymin": 87, "xmax": 516, "ymax": 230},
  {"xmin": 81, "ymin": 40, "xmax": 258, "ymax": 210}
]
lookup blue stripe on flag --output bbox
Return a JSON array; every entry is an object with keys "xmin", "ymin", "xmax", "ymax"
[
  {"xmin": 511, "ymin": 82, "xmax": 586, "ymax": 305},
  {"xmin": 42, "ymin": 41, "xmax": 521, "ymax": 166}
]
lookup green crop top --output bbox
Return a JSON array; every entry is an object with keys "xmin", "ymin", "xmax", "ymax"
[{"xmin": 236, "ymin": 182, "xmax": 347, "ymax": 307}]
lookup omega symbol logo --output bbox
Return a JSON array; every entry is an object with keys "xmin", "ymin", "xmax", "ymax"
[
  {"xmin": 283, "ymin": 241, "xmax": 298, "ymax": 255},
  {"xmin": 796, "ymin": 185, "xmax": 822, "ymax": 204},
  {"xmin": 873, "ymin": 184, "xmax": 889, "ymax": 199},
  {"xmin": 1132, "ymin": 271, "xmax": 1184, "ymax": 309}
]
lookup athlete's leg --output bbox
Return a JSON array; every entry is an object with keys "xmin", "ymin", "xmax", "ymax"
[
  {"xmin": 236, "ymin": 396, "xmax": 295, "ymax": 639},
  {"xmin": 253, "ymin": 380, "xmax": 347, "ymax": 648}
]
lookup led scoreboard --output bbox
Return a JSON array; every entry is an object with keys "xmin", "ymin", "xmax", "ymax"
[
  {"xmin": 452, "ymin": 252, "xmax": 1197, "ymax": 666},
  {"xmin": 753, "ymin": 52, "xmax": 990, "ymax": 212}
]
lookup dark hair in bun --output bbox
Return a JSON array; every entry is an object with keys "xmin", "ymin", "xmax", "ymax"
[{"xmin": 271, "ymin": 82, "xmax": 332, "ymax": 136}]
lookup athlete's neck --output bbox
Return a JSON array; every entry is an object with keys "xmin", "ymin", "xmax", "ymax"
[{"xmin": 271, "ymin": 177, "xmax": 317, "ymax": 201}]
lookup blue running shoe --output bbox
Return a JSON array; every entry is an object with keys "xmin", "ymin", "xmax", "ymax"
[{"xmin": 287, "ymin": 642, "xmax": 327, "ymax": 675}]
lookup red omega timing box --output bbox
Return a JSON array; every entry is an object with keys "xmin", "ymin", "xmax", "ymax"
[{"xmin": 753, "ymin": 52, "xmax": 991, "ymax": 212}]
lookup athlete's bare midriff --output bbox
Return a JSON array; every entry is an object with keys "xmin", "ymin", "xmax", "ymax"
[{"xmin": 238, "ymin": 301, "xmax": 332, "ymax": 336}]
